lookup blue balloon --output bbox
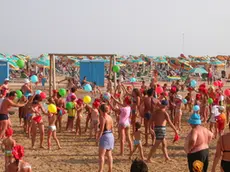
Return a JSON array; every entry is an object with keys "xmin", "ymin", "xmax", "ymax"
[
  {"xmin": 30, "ymin": 75, "xmax": 38, "ymax": 83},
  {"xmin": 183, "ymin": 99, "xmax": 187, "ymax": 104},
  {"xmin": 190, "ymin": 80, "xmax": 197, "ymax": 88},
  {"xmin": 84, "ymin": 84, "xmax": 92, "ymax": 92},
  {"xmin": 130, "ymin": 78, "xmax": 136, "ymax": 83},
  {"xmin": 193, "ymin": 105, "xmax": 200, "ymax": 112},
  {"xmin": 35, "ymin": 90, "xmax": 42, "ymax": 95}
]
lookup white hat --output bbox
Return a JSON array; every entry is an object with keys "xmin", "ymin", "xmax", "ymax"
[
  {"xmin": 24, "ymin": 78, "xmax": 30, "ymax": 84},
  {"xmin": 218, "ymin": 106, "xmax": 225, "ymax": 111},
  {"xmin": 4, "ymin": 78, "xmax": 9, "ymax": 81},
  {"xmin": 176, "ymin": 95, "xmax": 182, "ymax": 100}
]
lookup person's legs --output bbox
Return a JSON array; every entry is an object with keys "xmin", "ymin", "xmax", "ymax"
[
  {"xmin": 39, "ymin": 123, "xmax": 45, "ymax": 148},
  {"xmin": 0, "ymin": 120, "xmax": 8, "ymax": 139},
  {"xmin": 129, "ymin": 145, "xmax": 138, "ymax": 159},
  {"xmin": 47, "ymin": 129, "xmax": 52, "ymax": 150},
  {"xmin": 120, "ymin": 127, "xmax": 125, "ymax": 156},
  {"xmin": 162, "ymin": 138, "xmax": 170, "ymax": 161},
  {"xmin": 144, "ymin": 118, "xmax": 149, "ymax": 146},
  {"xmin": 53, "ymin": 130, "xmax": 61, "ymax": 149},
  {"xmin": 125, "ymin": 127, "xmax": 133, "ymax": 155},
  {"xmin": 59, "ymin": 116, "xmax": 62, "ymax": 133},
  {"xmin": 147, "ymin": 140, "xmax": 162, "ymax": 162},
  {"xmin": 138, "ymin": 144, "xmax": 145, "ymax": 160},
  {"xmin": 98, "ymin": 147, "xmax": 106, "ymax": 172},
  {"xmin": 106, "ymin": 150, "xmax": 113, "ymax": 172},
  {"xmin": 31, "ymin": 122, "xmax": 37, "ymax": 148}
]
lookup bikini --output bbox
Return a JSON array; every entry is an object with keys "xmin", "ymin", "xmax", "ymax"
[
  {"xmin": 0, "ymin": 114, "xmax": 9, "ymax": 121},
  {"xmin": 221, "ymin": 136, "xmax": 230, "ymax": 171}
]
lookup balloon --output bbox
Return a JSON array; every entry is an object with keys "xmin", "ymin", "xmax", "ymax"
[
  {"xmin": 156, "ymin": 86, "xmax": 163, "ymax": 94},
  {"xmin": 193, "ymin": 105, "xmax": 200, "ymax": 112},
  {"xmin": 35, "ymin": 90, "xmax": 42, "ymax": 95},
  {"xmin": 130, "ymin": 78, "xmax": 136, "ymax": 83},
  {"xmin": 66, "ymin": 102, "xmax": 74, "ymax": 110},
  {"xmin": 16, "ymin": 90, "xmax": 22, "ymax": 99},
  {"xmin": 30, "ymin": 75, "xmax": 38, "ymax": 83},
  {"xmin": 103, "ymin": 92, "xmax": 111, "ymax": 100},
  {"xmin": 83, "ymin": 95, "xmax": 91, "ymax": 104},
  {"xmin": 112, "ymin": 65, "xmax": 120, "ymax": 73},
  {"xmin": 59, "ymin": 88, "xmax": 67, "ymax": 97},
  {"xmin": 83, "ymin": 84, "xmax": 92, "ymax": 92},
  {"xmin": 214, "ymin": 81, "xmax": 220, "ymax": 87},
  {"xmin": 48, "ymin": 104, "xmax": 57, "ymax": 113},
  {"xmin": 190, "ymin": 80, "xmax": 197, "ymax": 88},
  {"xmin": 219, "ymin": 81, "xmax": 224, "ymax": 88},
  {"xmin": 224, "ymin": 89, "xmax": 230, "ymax": 96},
  {"xmin": 208, "ymin": 98, "xmax": 213, "ymax": 104},
  {"xmin": 16, "ymin": 59, "xmax": 25, "ymax": 69},
  {"xmin": 182, "ymin": 99, "xmax": 187, "ymax": 104},
  {"xmin": 40, "ymin": 92, "xmax": 46, "ymax": 100}
]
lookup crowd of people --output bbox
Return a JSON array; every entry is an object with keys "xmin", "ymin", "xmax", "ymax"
[{"xmin": 0, "ymin": 73, "xmax": 230, "ymax": 172}]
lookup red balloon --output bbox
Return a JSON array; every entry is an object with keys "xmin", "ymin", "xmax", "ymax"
[
  {"xmin": 214, "ymin": 81, "xmax": 220, "ymax": 87},
  {"xmin": 173, "ymin": 133, "xmax": 180, "ymax": 143},
  {"xmin": 224, "ymin": 89, "xmax": 230, "ymax": 96},
  {"xmin": 40, "ymin": 92, "xmax": 47, "ymax": 100},
  {"xmin": 156, "ymin": 86, "xmax": 163, "ymax": 94},
  {"xmin": 219, "ymin": 81, "xmax": 224, "ymax": 88}
]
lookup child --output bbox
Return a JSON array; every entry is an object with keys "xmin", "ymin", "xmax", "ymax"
[
  {"xmin": 84, "ymin": 105, "xmax": 91, "ymax": 133},
  {"xmin": 66, "ymin": 95, "xmax": 77, "ymax": 132},
  {"xmin": 76, "ymin": 99, "xmax": 84, "ymax": 136},
  {"xmin": 215, "ymin": 106, "xmax": 226, "ymax": 136},
  {"xmin": 174, "ymin": 95, "xmax": 183, "ymax": 131},
  {"xmin": 91, "ymin": 82, "xmax": 97, "ymax": 97},
  {"xmin": 46, "ymin": 106, "xmax": 61, "ymax": 150},
  {"xmin": 86, "ymin": 100, "xmax": 100, "ymax": 139},
  {"xmin": 1, "ymin": 128, "xmax": 16, "ymax": 171},
  {"xmin": 129, "ymin": 122, "xmax": 146, "ymax": 160},
  {"xmin": 185, "ymin": 92, "xmax": 192, "ymax": 112},
  {"xmin": 41, "ymin": 75, "xmax": 47, "ymax": 91},
  {"xmin": 209, "ymin": 99, "xmax": 219, "ymax": 138}
]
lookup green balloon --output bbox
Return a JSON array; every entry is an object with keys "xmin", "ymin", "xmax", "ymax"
[
  {"xmin": 16, "ymin": 60, "xmax": 25, "ymax": 69},
  {"xmin": 208, "ymin": 98, "xmax": 213, "ymax": 104},
  {"xmin": 112, "ymin": 65, "xmax": 120, "ymax": 73},
  {"xmin": 59, "ymin": 88, "xmax": 67, "ymax": 97},
  {"xmin": 16, "ymin": 90, "xmax": 23, "ymax": 98},
  {"xmin": 66, "ymin": 102, "xmax": 74, "ymax": 110}
]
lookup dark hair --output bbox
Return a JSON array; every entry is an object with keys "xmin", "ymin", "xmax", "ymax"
[
  {"xmin": 9, "ymin": 91, "xmax": 16, "ymax": 97},
  {"xmin": 33, "ymin": 94, "xmax": 42, "ymax": 102},
  {"xmin": 117, "ymin": 79, "xmax": 120, "ymax": 82},
  {"xmin": 99, "ymin": 104, "xmax": 108, "ymax": 113},
  {"xmin": 130, "ymin": 159, "xmax": 148, "ymax": 172},
  {"xmin": 71, "ymin": 87, "xmax": 76, "ymax": 93},
  {"xmin": 135, "ymin": 122, "xmax": 141, "ymax": 131},
  {"xmin": 147, "ymin": 88, "xmax": 153, "ymax": 97},
  {"xmin": 133, "ymin": 88, "xmax": 141, "ymax": 97}
]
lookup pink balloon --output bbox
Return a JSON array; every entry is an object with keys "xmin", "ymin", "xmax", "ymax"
[{"xmin": 156, "ymin": 86, "xmax": 163, "ymax": 94}]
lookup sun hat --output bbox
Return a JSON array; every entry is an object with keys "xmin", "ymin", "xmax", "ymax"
[
  {"xmin": 218, "ymin": 106, "xmax": 225, "ymax": 111},
  {"xmin": 24, "ymin": 78, "xmax": 30, "ymax": 84},
  {"xmin": 4, "ymin": 78, "xmax": 9, "ymax": 81},
  {"xmin": 188, "ymin": 113, "xmax": 201, "ymax": 125}
]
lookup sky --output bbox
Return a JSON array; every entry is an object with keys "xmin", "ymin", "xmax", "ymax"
[{"xmin": 0, "ymin": 0, "xmax": 230, "ymax": 57}]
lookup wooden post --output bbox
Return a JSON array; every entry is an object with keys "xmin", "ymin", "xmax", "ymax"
[
  {"xmin": 49, "ymin": 54, "xmax": 53, "ymax": 97},
  {"xmin": 52, "ymin": 55, "xmax": 56, "ymax": 90},
  {"xmin": 113, "ymin": 55, "xmax": 117, "ymax": 90}
]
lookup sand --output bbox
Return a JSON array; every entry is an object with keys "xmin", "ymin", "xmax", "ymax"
[{"xmin": 0, "ymin": 84, "xmax": 224, "ymax": 172}]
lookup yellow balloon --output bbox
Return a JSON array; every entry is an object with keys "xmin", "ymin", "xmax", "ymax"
[
  {"xmin": 83, "ymin": 96, "xmax": 91, "ymax": 104},
  {"xmin": 48, "ymin": 104, "xmax": 57, "ymax": 113}
]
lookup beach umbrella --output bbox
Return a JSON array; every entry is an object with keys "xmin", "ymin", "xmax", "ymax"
[
  {"xmin": 154, "ymin": 56, "xmax": 168, "ymax": 63},
  {"xmin": 209, "ymin": 60, "xmax": 224, "ymax": 66},
  {"xmin": 7, "ymin": 58, "xmax": 19, "ymax": 70},
  {"xmin": 36, "ymin": 54, "xmax": 50, "ymax": 67},
  {"xmin": 189, "ymin": 67, "xmax": 208, "ymax": 74}
]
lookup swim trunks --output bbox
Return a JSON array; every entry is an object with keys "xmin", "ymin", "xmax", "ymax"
[
  {"xmin": 144, "ymin": 112, "xmax": 151, "ymax": 120},
  {"xmin": 0, "ymin": 114, "xmax": 9, "ymax": 121},
  {"xmin": 154, "ymin": 126, "xmax": 166, "ymax": 140}
]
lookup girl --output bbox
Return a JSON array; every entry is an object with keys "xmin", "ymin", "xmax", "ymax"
[
  {"xmin": 209, "ymin": 99, "xmax": 219, "ymax": 138},
  {"xmin": 108, "ymin": 96, "xmax": 133, "ymax": 156},
  {"xmin": 84, "ymin": 105, "xmax": 91, "ymax": 133},
  {"xmin": 86, "ymin": 100, "xmax": 100, "ymax": 139},
  {"xmin": 200, "ymin": 90, "xmax": 209, "ymax": 122},
  {"xmin": 174, "ymin": 95, "xmax": 183, "ymax": 131},
  {"xmin": 55, "ymin": 93, "xmax": 65, "ymax": 133},
  {"xmin": 18, "ymin": 95, "xmax": 27, "ymax": 126},
  {"xmin": 66, "ymin": 95, "xmax": 77, "ymax": 132},
  {"xmin": 1, "ymin": 127, "xmax": 16, "ymax": 171},
  {"xmin": 46, "ymin": 106, "xmax": 61, "ymax": 150},
  {"xmin": 97, "ymin": 104, "xmax": 114, "ymax": 172},
  {"xmin": 185, "ymin": 92, "xmax": 192, "ymax": 112},
  {"xmin": 76, "ymin": 99, "xmax": 84, "ymax": 136},
  {"xmin": 129, "ymin": 122, "xmax": 145, "ymax": 160}
]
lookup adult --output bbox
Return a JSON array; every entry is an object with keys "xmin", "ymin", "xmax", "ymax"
[
  {"xmin": 208, "ymin": 66, "xmax": 213, "ymax": 85},
  {"xmin": 21, "ymin": 79, "xmax": 32, "ymax": 99},
  {"xmin": 212, "ymin": 131, "xmax": 230, "ymax": 172},
  {"xmin": 97, "ymin": 104, "xmax": 114, "ymax": 172},
  {"xmin": 184, "ymin": 114, "xmax": 213, "ymax": 172},
  {"xmin": 81, "ymin": 76, "xmax": 88, "ymax": 87},
  {"xmin": 0, "ymin": 91, "xmax": 27, "ymax": 139},
  {"xmin": 8, "ymin": 145, "xmax": 32, "ymax": 172},
  {"xmin": 1, "ymin": 78, "xmax": 10, "ymax": 97}
]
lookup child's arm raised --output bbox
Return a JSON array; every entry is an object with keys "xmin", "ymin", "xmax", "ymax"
[
  {"xmin": 106, "ymin": 99, "xmax": 120, "ymax": 114},
  {"xmin": 111, "ymin": 96, "xmax": 125, "ymax": 107}
]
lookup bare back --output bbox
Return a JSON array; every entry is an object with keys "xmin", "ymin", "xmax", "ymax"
[{"xmin": 152, "ymin": 109, "xmax": 168, "ymax": 126}]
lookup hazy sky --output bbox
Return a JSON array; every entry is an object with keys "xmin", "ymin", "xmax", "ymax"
[{"xmin": 1, "ymin": 0, "xmax": 230, "ymax": 57}]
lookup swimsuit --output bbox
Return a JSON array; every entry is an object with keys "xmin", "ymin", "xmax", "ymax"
[
  {"xmin": 134, "ymin": 140, "xmax": 140, "ymax": 145},
  {"xmin": 32, "ymin": 115, "xmax": 42, "ymax": 123},
  {"xmin": 48, "ymin": 125, "xmax": 57, "ymax": 131},
  {"xmin": 26, "ymin": 114, "xmax": 33, "ymax": 120},
  {"xmin": 187, "ymin": 149, "xmax": 209, "ymax": 172},
  {"xmin": 5, "ymin": 150, "xmax": 12, "ymax": 157},
  {"xmin": 99, "ymin": 123, "xmax": 114, "ymax": 150},
  {"xmin": 221, "ymin": 136, "xmax": 230, "ymax": 172},
  {"xmin": 144, "ymin": 112, "xmax": 151, "ymax": 120},
  {"xmin": 154, "ymin": 126, "xmax": 166, "ymax": 140},
  {"xmin": 92, "ymin": 120, "xmax": 99, "ymax": 125},
  {"xmin": 0, "ymin": 114, "xmax": 9, "ymax": 121},
  {"xmin": 119, "ymin": 106, "xmax": 131, "ymax": 128}
]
